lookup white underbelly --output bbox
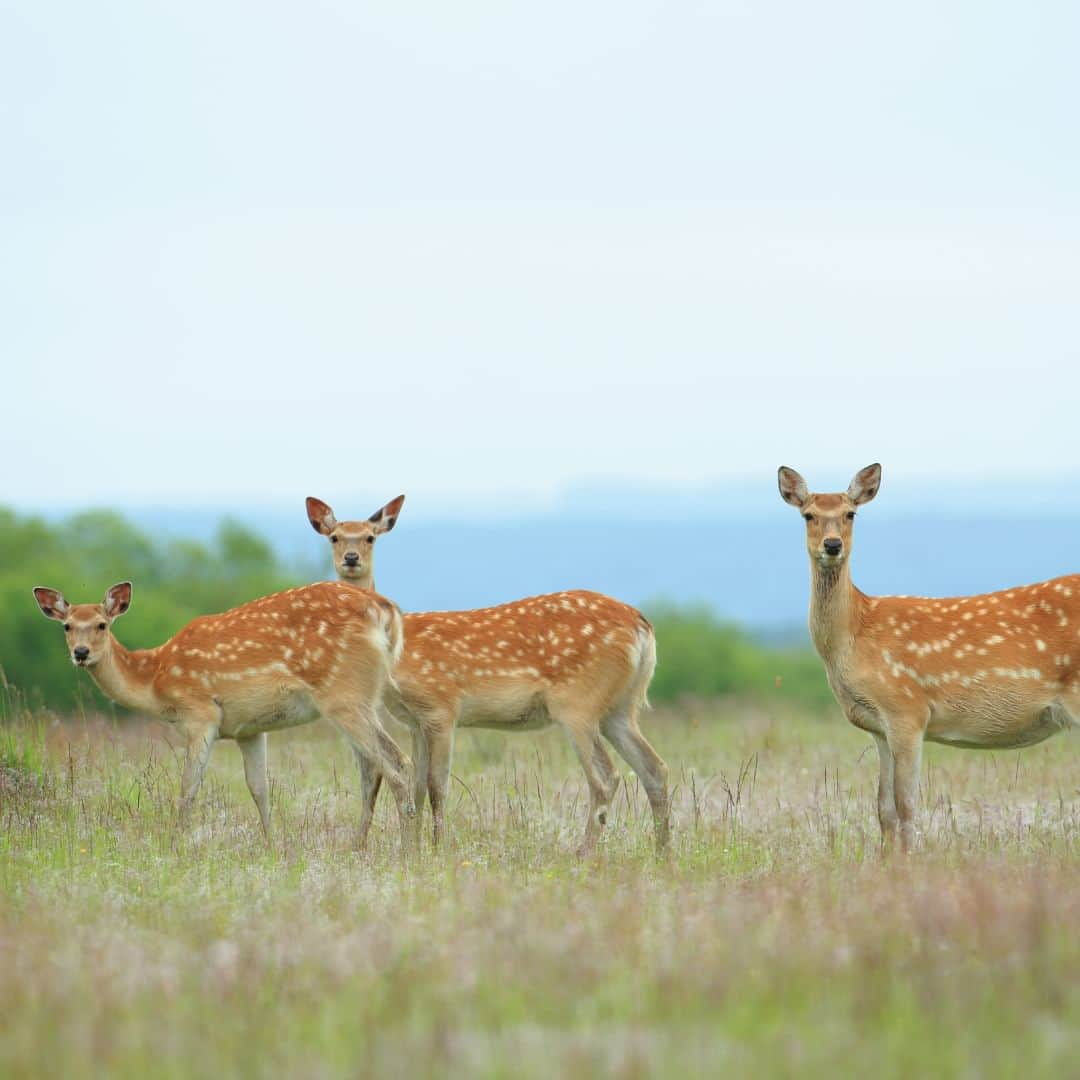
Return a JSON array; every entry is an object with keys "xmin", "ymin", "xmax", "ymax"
[
  {"xmin": 458, "ymin": 691, "xmax": 552, "ymax": 732},
  {"xmin": 221, "ymin": 689, "xmax": 320, "ymax": 739},
  {"xmin": 925, "ymin": 699, "xmax": 1075, "ymax": 750}
]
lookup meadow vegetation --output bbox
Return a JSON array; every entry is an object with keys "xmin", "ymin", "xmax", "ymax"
[{"xmin": 0, "ymin": 692, "xmax": 1077, "ymax": 1078}]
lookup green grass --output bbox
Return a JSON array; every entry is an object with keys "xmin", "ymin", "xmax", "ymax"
[{"xmin": 0, "ymin": 699, "xmax": 1077, "ymax": 1078}]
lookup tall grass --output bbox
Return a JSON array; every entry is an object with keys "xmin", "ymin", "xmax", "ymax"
[{"xmin": 0, "ymin": 697, "xmax": 1076, "ymax": 1077}]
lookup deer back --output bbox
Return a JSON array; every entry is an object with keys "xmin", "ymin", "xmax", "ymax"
[
  {"xmin": 395, "ymin": 590, "xmax": 655, "ymax": 719},
  {"xmin": 149, "ymin": 582, "xmax": 401, "ymax": 702}
]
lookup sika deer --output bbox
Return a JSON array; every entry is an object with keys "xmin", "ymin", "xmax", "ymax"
[
  {"xmin": 778, "ymin": 463, "xmax": 1078, "ymax": 851},
  {"xmin": 306, "ymin": 496, "xmax": 670, "ymax": 854},
  {"xmin": 33, "ymin": 581, "xmax": 415, "ymax": 847}
]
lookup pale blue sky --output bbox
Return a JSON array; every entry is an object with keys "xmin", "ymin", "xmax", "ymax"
[{"xmin": 2, "ymin": 2, "xmax": 1078, "ymax": 509}]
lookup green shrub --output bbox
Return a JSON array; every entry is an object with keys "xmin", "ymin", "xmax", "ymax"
[{"xmin": 645, "ymin": 604, "xmax": 832, "ymax": 707}]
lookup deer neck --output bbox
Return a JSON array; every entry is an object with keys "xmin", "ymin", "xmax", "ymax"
[
  {"xmin": 807, "ymin": 559, "xmax": 863, "ymax": 664},
  {"xmin": 88, "ymin": 639, "xmax": 162, "ymax": 714},
  {"xmin": 340, "ymin": 568, "xmax": 376, "ymax": 591}
]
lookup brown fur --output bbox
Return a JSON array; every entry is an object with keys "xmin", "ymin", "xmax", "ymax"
[
  {"xmin": 33, "ymin": 581, "xmax": 415, "ymax": 845},
  {"xmin": 307, "ymin": 498, "xmax": 670, "ymax": 854},
  {"xmin": 779, "ymin": 464, "xmax": 1078, "ymax": 851}
]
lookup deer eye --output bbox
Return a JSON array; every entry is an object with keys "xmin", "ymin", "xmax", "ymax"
[
  {"xmin": 330, "ymin": 535, "xmax": 339, "ymax": 544},
  {"xmin": 803, "ymin": 513, "xmax": 815, "ymax": 523},
  {"xmin": 366, "ymin": 536, "xmax": 375, "ymax": 545},
  {"xmin": 846, "ymin": 511, "xmax": 856, "ymax": 521},
  {"xmin": 63, "ymin": 623, "xmax": 71, "ymax": 632},
  {"xmin": 97, "ymin": 622, "xmax": 107, "ymax": 630}
]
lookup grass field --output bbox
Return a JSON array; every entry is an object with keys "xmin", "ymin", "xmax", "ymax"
[{"xmin": 1, "ymin": 696, "xmax": 1077, "ymax": 1078}]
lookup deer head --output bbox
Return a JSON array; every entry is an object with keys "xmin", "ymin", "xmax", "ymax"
[
  {"xmin": 778, "ymin": 463, "xmax": 881, "ymax": 567},
  {"xmin": 305, "ymin": 494, "xmax": 404, "ymax": 584},
  {"xmin": 33, "ymin": 582, "xmax": 133, "ymax": 667}
]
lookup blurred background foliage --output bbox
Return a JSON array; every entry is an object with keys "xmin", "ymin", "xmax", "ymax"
[{"xmin": 0, "ymin": 507, "xmax": 831, "ymax": 713}]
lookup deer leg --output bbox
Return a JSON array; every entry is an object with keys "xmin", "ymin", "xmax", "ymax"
[
  {"xmin": 351, "ymin": 746, "xmax": 383, "ymax": 850},
  {"xmin": 408, "ymin": 723, "xmax": 430, "ymax": 847},
  {"xmin": 871, "ymin": 733, "xmax": 898, "ymax": 851},
  {"xmin": 178, "ymin": 721, "xmax": 220, "ymax": 827},
  {"xmin": 590, "ymin": 736, "xmax": 621, "ymax": 845},
  {"xmin": 564, "ymin": 724, "xmax": 620, "ymax": 857},
  {"xmin": 373, "ymin": 717, "xmax": 418, "ymax": 855},
  {"xmin": 324, "ymin": 703, "xmax": 416, "ymax": 854},
  {"xmin": 237, "ymin": 732, "xmax": 271, "ymax": 839},
  {"xmin": 601, "ymin": 708, "xmax": 670, "ymax": 852},
  {"xmin": 425, "ymin": 724, "xmax": 454, "ymax": 848},
  {"xmin": 382, "ymin": 700, "xmax": 430, "ymax": 846},
  {"xmin": 888, "ymin": 728, "xmax": 924, "ymax": 853}
]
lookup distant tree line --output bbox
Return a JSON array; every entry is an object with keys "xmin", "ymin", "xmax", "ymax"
[{"xmin": 0, "ymin": 508, "xmax": 831, "ymax": 713}]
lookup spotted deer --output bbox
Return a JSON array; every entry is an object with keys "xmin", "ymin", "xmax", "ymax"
[
  {"xmin": 33, "ymin": 580, "xmax": 415, "ymax": 847},
  {"xmin": 778, "ymin": 463, "xmax": 1078, "ymax": 851},
  {"xmin": 306, "ymin": 496, "xmax": 670, "ymax": 854}
]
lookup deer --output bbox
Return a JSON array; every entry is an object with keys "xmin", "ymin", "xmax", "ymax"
[
  {"xmin": 32, "ymin": 580, "xmax": 416, "ymax": 848},
  {"xmin": 778, "ymin": 463, "xmax": 1078, "ymax": 851},
  {"xmin": 306, "ymin": 495, "xmax": 670, "ymax": 855}
]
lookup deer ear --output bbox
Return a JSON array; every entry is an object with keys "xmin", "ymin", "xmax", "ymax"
[
  {"xmin": 306, "ymin": 497, "xmax": 338, "ymax": 536},
  {"xmin": 777, "ymin": 467, "xmax": 809, "ymax": 508},
  {"xmin": 369, "ymin": 494, "xmax": 405, "ymax": 536},
  {"xmin": 103, "ymin": 582, "xmax": 132, "ymax": 618},
  {"xmin": 846, "ymin": 463, "xmax": 881, "ymax": 505},
  {"xmin": 33, "ymin": 587, "xmax": 70, "ymax": 620}
]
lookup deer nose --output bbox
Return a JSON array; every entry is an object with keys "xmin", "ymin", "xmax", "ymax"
[
  {"xmin": 343, "ymin": 552, "xmax": 360, "ymax": 566},
  {"xmin": 823, "ymin": 538, "xmax": 843, "ymax": 556},
  {"xmin": 73, "ymin": 646, "xmax": 90, "ymax": 661}
]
